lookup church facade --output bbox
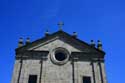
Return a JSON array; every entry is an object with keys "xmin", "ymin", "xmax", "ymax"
[{"xmin": 11, "ymin": 29, "xmax": 107, "ymax": 83}]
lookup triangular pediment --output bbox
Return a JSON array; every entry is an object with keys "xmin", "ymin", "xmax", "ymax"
[
  {"xmin": 28, "ymin": 37, "xmax": 83, "ymax": 52},
  {"xmin": 16, "ymin": 31, "xmax": 105, "ymax": 56}
]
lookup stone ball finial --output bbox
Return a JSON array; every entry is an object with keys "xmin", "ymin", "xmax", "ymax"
[
  {"xmin": 72, "ymin": 32, "xmax": 77, "ymax": 38},
  {"xmin": 18, "ymin": 37, "xmax": 24, "ymax": 47},
  {"xmin": 26, "ymin": 37, "xmax": 30, "ymax": 44},
  {"xmin": 45, "ymin": 29, "xmax": 50, "ymax": 36},
  {"xmin": 90, "ymin": 40, "xmax": 95, "ymax": 47},
  {"xmin": 97, "ymin": 40, "xmax": 102, "ymax": 50}
]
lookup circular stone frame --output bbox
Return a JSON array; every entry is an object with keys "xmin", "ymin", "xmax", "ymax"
[{"xmin": 50, "ymin": 47, "xmax": 70, "ymax": 65}]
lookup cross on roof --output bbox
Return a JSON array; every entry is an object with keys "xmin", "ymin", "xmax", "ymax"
[{"xmin": 57, "ymin": 22, "xmax": 64, "ymax": 31}]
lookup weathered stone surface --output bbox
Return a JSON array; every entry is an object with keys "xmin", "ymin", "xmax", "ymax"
[{"xmin": 11, "ymin": 31, "xmax": 107, "ymax": 83}]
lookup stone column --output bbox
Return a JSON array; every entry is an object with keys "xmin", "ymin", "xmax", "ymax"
[
  {"xmin": 17, "ymin": 59, "xmax": 23, "ymax": 83},
  {"xmin": 91, "ymin": 61, "xmax": 96, "ymax": 83},
  {"xmin": 39, "ymin": 59, "xmax": 43, "ymax": 83},
  {"xmin": 100, "ymin": 62, "xmax": 107, "ymax": 83}
]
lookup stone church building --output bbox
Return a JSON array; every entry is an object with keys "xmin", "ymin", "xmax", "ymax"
[{"xmin": 11, "ymin": 28, "xmax": 107, "ymax": 83}]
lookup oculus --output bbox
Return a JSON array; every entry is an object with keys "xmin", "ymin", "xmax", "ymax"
[{"xmin": 50, "ymin": 47, "xmax": 70, "ymax": 65}]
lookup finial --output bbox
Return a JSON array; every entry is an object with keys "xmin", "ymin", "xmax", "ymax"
[
  {"xmin": 97, "ymin": 40, "xmax": 102, "ymax": 50},
  {"xmin": 45, "ymin": 29, "xmax": 50, "ymax": 36},
  {"xmin": 72, "ymin": 32, "xmax": 77, "ymax": 38},
  {"xmin": 90, "ymin": 40, "xmax": 95, "ymax": 47},
  {"xmin": 18, "ymin": 37, "xmax": 24, "ymax": 47},
  {"xmin": 26, "ymin": 37, "xmax": 30, "ymax": 44},
  {"xmin": 57, "ymin": 22, "xmax": 64, "ymax": 31}
]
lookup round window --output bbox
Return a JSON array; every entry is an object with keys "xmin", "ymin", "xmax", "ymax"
[
  {"xmin": 55, "ymin": 52, "xmax": 67, "ymax": 61},
  {"xmin": 50, "ymin": 47, "xmax": 70, "ymax": 65}
]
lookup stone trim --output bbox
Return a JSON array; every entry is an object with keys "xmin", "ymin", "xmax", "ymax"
[
  {"xmin": 16, "ymin": 51, "xmax": 49, "ymax": 60},
  {"xmin": 50, "ymin": 47, "xmax": 70, "ymax": 65},
  {"xmin": 15, "ymin": 31, "xmax": 105, "ymax": 55}
]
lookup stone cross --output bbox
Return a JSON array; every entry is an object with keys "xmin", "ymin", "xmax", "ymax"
[{"xmin": 58, "ymin": 22, "xmax": 64, "ymax": 31}]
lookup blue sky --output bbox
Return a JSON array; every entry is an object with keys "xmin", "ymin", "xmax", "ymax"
[{"xmin": 0, "ymin": 0, "xmax": 125, "ymax": 83}]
